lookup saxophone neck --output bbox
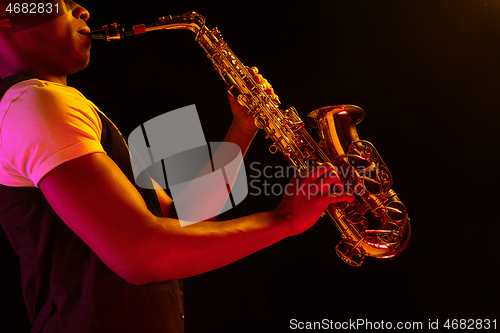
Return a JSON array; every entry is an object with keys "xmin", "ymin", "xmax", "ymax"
[{"xmin": 88, "ymin": 12, "xmax": 206, "ymax": 41}]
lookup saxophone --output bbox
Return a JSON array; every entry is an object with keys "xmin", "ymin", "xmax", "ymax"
[{"xmin": 88, "ymin": 12, "xmax": 410, "ymax": 266}]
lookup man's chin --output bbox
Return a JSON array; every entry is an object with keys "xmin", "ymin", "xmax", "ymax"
[{"xmin": 69, "ymin": 58, "xmax": 91, "ymax": 75}]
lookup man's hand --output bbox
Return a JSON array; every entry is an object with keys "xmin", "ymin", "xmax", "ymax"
[
  {"xmin": 228, "ymin": 66, "xmax": 280, "ymax": 132},
  {"xmin": 250, "ymin": 66, "xmax": 280, "ymax": 104},
  {"xmin": 272, "ymin": 162, "xmax": 355, "ymax": 236},
  {"xmin": 228, "ymin": 94, "xmax": 257, "ymax": 132}
]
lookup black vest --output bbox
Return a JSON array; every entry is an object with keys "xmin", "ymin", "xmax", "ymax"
[{"xmin": 0, "ymin": 76, "xmax": 184, "ymax": 333}]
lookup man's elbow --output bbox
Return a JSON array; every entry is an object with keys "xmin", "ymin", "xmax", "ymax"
[
  {"xmin": 111, "ymin": 255, "xmax": 182, "ymax": 285},
  {"xmin": 105, "ymin": 255, "xmax": 159, "ymax": 286},
  {"xmin": 122, "ymin": 267, "xmax": 180, "ymax": 286},
  {"xmin": 121, "ymin": 270, "xmax": 152, "ymax": 286}
]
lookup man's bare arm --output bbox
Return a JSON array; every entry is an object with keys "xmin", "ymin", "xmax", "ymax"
[{"xmin": 39, "ymin": 152, "xmax": 350, "ymax": 285}]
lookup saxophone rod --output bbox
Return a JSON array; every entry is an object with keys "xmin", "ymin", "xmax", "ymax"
[{"xmin": 87, "ymin": 13, "xmax": 204, "ymax": 41}]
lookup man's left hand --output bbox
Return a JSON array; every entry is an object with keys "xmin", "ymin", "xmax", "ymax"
[{"xmin": 228, "ymin": 66, "xmax": 280, "ymax": 132}]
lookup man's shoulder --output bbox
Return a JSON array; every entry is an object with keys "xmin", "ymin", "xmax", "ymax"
[
  {"xmin": 3, "ymin": 79, "xmax": 84, "ymax": 103},
  {"xmin": 1, "ymin": 78, "xmax": 99, "ymax": 121},
  {"xmin": 0, "ymin": 78, "xmax": 103, "ymax": 146}
]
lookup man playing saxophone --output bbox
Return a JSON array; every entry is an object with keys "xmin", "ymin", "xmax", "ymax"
[{"xmin": 0, "ymin": 1, "xmax": 354, "ymax": 332}]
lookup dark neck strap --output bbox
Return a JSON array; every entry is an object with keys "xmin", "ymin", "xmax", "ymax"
[{"xmin": 0, "ymin": 75, "xmax": 33, "ymax": 98}]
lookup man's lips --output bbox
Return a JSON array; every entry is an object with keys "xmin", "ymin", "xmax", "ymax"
[
  {"xmin": 78, "ymin": 27, "xmax": 92, "ymax": 45},
  {"xmin": 78, "ymin": 27, "xmax": 91, "ymax": 35}
]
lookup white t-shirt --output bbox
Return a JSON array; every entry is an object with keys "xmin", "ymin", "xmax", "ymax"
[{"xmin": 0, "ymin": 79, "xmax": 106, "ymax": 187}]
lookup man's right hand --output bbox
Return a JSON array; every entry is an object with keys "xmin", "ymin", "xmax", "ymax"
[{"xmin": 272, "ymin": 162, "xmax": 355, "ymax": 236}]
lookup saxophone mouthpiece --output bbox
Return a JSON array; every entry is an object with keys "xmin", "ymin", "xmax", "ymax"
[
  {"xmin": 87, "ymin": 29, "xmax": 107, "ymax": 40},
  {"xmin": 87, "ymin": 23, "xmax": 128, "ymax": 41}
]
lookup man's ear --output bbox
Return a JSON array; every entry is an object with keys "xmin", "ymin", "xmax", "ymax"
[{"xmin": 0, "ymin": 1, "xmax": 13, "ymax": 29}]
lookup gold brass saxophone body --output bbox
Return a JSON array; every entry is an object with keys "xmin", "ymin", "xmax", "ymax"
[{"xmin": 89, "ymin": 12, "xmax": 410, "ymax": 266}]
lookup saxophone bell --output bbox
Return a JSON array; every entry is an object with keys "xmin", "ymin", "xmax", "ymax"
[{"xmin": 308, "ymin": 106, "xmax": 411, "ymax": 266}]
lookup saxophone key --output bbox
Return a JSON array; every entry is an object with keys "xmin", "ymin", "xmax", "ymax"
[
  {"xmin": 254, "ymin": 115, "xmax": 269, "ymax": 129},
  {"xmin": 237, "ymin": 93, "xmax": 249, "ymax": 107},
  {"xmin": 268, "ymin": 144, "xmax": 278, "ymax": 154}
]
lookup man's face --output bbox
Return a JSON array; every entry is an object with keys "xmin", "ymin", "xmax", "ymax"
[{"xmin": 2, "ymin": 0, "xmax": 92, "ymax": 76}]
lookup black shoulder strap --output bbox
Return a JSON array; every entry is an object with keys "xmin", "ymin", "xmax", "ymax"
[{"xmin": 0, "ymin": 75, "xmax": 33, "ymax": 98}]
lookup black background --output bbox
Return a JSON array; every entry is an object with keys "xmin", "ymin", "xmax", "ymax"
[{"xmin": 1, "ymin": 0, "xmax": 499, "ymax": 332}]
